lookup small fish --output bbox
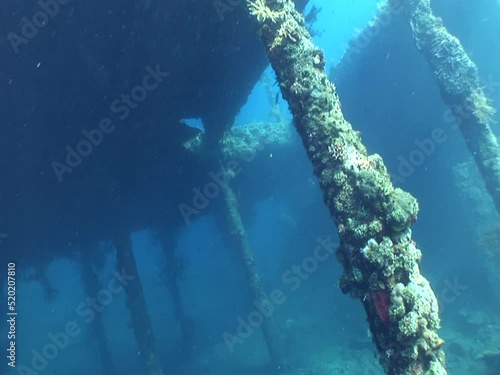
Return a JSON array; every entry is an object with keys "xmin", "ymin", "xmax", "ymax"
[{"xmin": 274, "ymin": 92, "xmax": 280, "ymax": 105}]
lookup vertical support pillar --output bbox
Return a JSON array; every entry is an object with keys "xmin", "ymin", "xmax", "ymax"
[
  {"xmin": 158, "ymin": 230, "xmax": 194, "ymax": 356},
  {"xmin": 35, "ymin": 265, "xmax": 57, "ymax": 302},
  {"xmin": 393, "ymin": 0, "xmax": 500, "ymax": 215},
  {"xmin": 80, "ymin": 248, "xmax": 116, "ymax": 375},
  {"xmin": 113, "ymin": 233, "xmax": 163, "ymax": 375},
  {"xmin": 219, "ymin": 172, "xmax": 284, "ymax": 369},
  {"xmin": 245, "ymin": 1, "xmax": 446, "ymax": 374}
]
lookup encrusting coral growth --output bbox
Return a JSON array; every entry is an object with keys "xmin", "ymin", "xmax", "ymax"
[
  {"xmin": 183, "ymin": 121, "xmax": 291, "ymax": 160},
  {"xmin": 245, "ymin": 1, "xmax": 446, "ymax": 374},
  {"xmin": 248, "ymin": 0, "xmax": 280, "ymax": 22},
  {"xmin": 392, "ymin": 0, "xmax": 500, "ymax": 216}
]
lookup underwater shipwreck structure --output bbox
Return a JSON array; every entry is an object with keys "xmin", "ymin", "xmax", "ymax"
[
  {"xmin": 246, "ymin": 0, "xmax": 448, "ymax": 374},
  {"xmin": 0, "ymin": 0, "xmax": 499, "ymax": 374},
  {"xmin": 396, "ymin": 0, "xmax": 500, "ymax": 215}
]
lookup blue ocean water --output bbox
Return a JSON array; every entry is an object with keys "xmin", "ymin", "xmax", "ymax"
[{"xmin": 0, "ymin": 1, "xmax": 499, "ymax": 375}]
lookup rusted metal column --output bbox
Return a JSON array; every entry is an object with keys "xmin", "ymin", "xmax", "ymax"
[
  {"xmin": 245, "ymin": 1, "xmax": 446, "ymax": 374},
  {"xmin": 218, "ymin": 172, "xmax": 284, "ymax": 368},
  {"xmin": 113, "ymin": 233, "xmax": 163, "ymax": 375},
  {"xmin": 80, "ymin": 249, "xmax": 116, "ymax": 375},
  {"xmin": 157, "ymin": 230, "xmax": 194, "ymax": 356},
  {"xmin": 184, "ymin": 122, "xmax": 291, "ymax": 368},
  {"xmin": 393, "ymin": 0, "xmax": 500, "ymax": 215}
]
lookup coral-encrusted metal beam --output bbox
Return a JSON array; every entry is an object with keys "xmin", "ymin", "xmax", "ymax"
[
  {"xmin": 80, "ymin": 249, "xmax": 116, "ymax": 374},
  {"xmin": 184, "ymin": 122, "xmax": 289, "ymax": 368},
  {"xmin": 393, "ymin": 0, "xmax": 500, "ymax": 215},
  {"xmin": 245, "ymin": 0, "xmax": 447, "ymax": 374},
  {"xmin": 219, "ymin": 175, "xmax": 285, "ymax": 367},
  {"xmin": 113, "ymin": 233, "xmax": 164, "ymax": 375}
]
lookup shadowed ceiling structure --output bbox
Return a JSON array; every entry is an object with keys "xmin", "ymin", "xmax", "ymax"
[
  {"xmin": 0, "ymin": 0, "xmax": 308, "ymax": 257},
  {"xmin": 0, "ymin": 0, "xmax": 498, "ymax": 261}
]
